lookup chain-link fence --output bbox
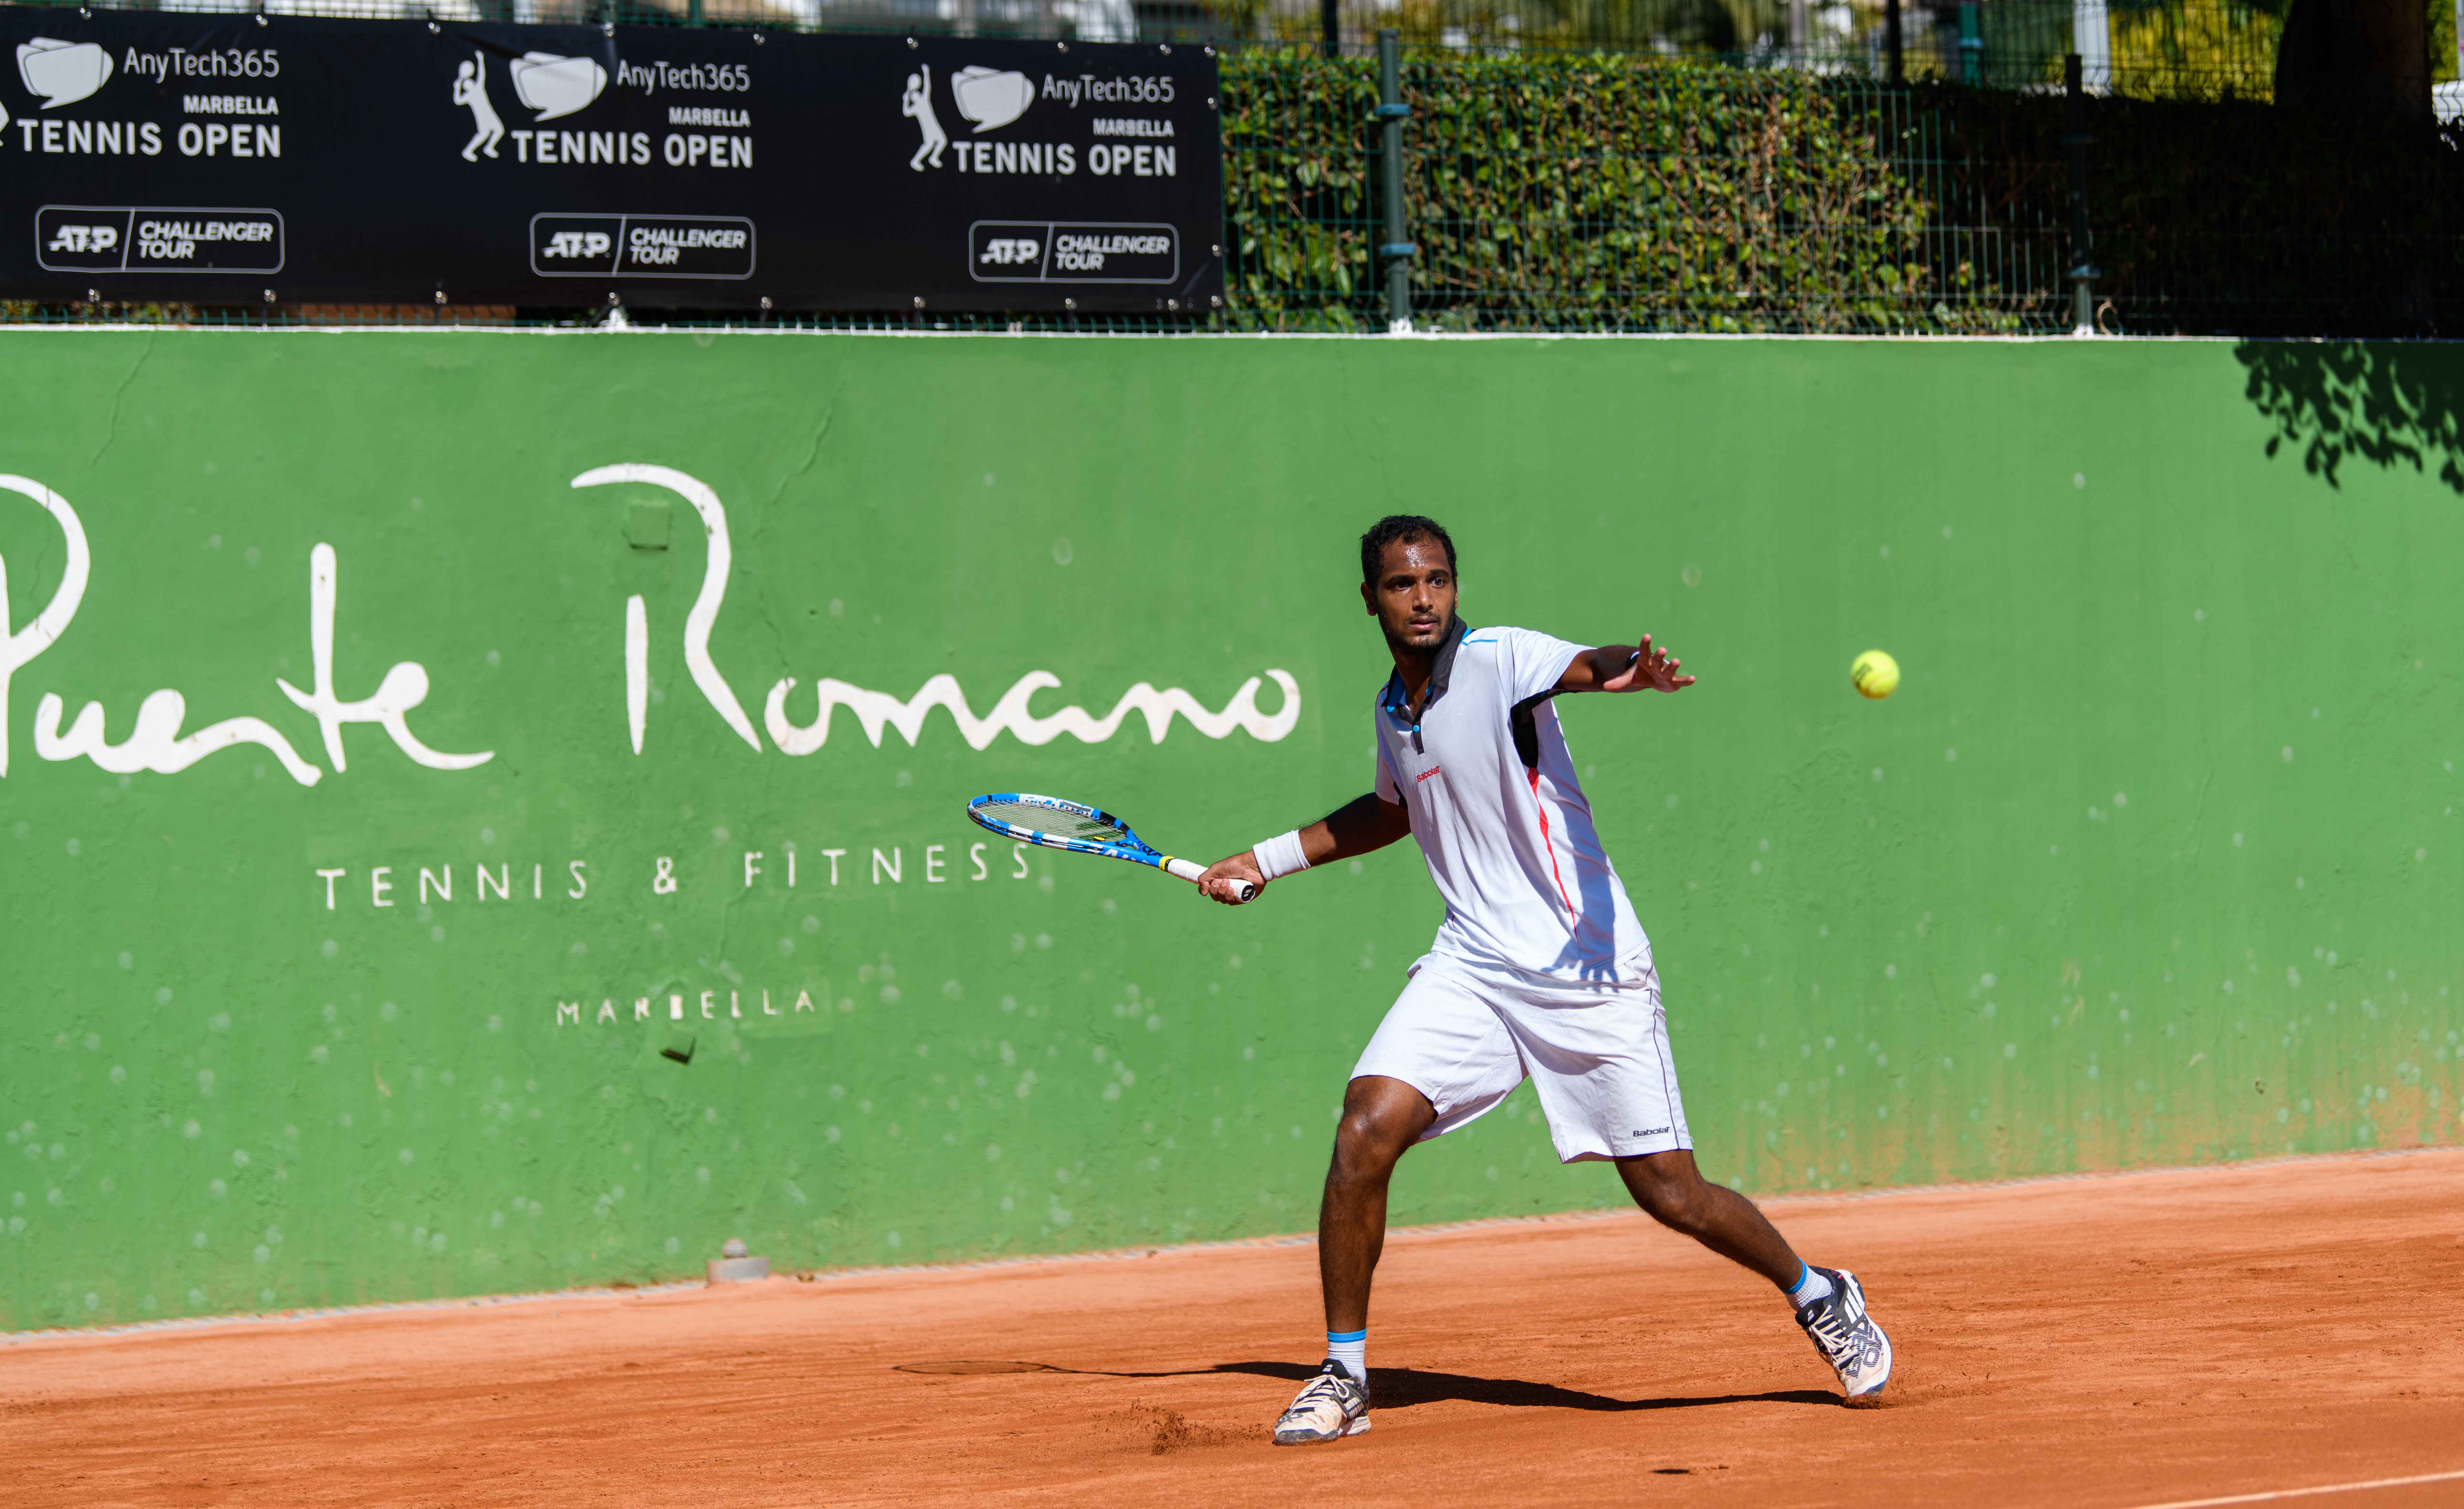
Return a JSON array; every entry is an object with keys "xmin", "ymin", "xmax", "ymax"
[{"xmin": 4, "ymin": 0, "xmax": 2458, "ymax": 335}]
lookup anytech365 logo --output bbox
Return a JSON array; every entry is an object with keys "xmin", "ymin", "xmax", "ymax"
[
  {"xmin": 512, "ymin": 52, "xmax": 607, "ymax": 119},
  {"xmin": 18, "ymin": 38, "xmax": 113, "ymax": 107},
  {"xmin": 5, "ymin": 36, "xmax": 112, "ymax": 131}
]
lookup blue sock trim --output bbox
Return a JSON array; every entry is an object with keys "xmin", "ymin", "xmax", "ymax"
[
  {"xmin": 1785, "ymin": 1262, "xmax": 1811, "ymax": 1297},
  {"xmin": 1327, "ymin": 1327, "xmax": 1367, "ymax": 1343}
]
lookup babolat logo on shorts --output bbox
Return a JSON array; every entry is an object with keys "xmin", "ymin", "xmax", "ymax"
[
  {"xmin": 529, "ymin": 213, "xmax": 755, "ymax": 279},
  {"xmin": 37, "ymin": 205, "xmax": 283, "ymax": 273}
]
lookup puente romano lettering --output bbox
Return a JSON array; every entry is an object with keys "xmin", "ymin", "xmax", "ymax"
[{"xmin": 0, "ymin": 464, "xmax": 1300, "ymax": 791}]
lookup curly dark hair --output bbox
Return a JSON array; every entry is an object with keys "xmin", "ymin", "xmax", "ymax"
[{"xmin": 1359, "ymin": 514, "xmax": 1456, "ymax": 585}]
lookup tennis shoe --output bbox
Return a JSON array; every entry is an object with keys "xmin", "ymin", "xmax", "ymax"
[
  {"xmin": 1272, "ymin": 1359, "xmax": 1372, "ymax": 1444},
  {"xmin": 1795, "ymin": 1266, "xmax": 1892, "ymax": 1403}
]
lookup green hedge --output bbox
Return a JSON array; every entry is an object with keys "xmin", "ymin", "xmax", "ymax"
[{"xmin": 1223, "ymin": 53, "xmax": 2029, "ymax": 333}]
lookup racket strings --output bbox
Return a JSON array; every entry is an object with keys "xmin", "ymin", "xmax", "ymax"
[{"xmin": 975, "ymin": 801, "xmax": 1124, "ymax": 845}]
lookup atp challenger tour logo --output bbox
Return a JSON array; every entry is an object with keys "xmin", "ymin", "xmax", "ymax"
[{"xmin": 0, "ymin": 464, "xmax": 1299, "ymax": 789}]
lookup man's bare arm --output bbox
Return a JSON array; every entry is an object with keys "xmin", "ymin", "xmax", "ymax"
[
  {"xmin": 1556, "ymin": 632, "xmax": 1696, "ymax": 694},
  {"xmin": 1195, "ymin": 793, "xmax": 1410, "ymax": 905}
]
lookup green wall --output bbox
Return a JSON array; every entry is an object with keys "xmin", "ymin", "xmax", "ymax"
[{"xmin": 2, "ymin": 330, "xmax": 2458, "ymax": 1330}]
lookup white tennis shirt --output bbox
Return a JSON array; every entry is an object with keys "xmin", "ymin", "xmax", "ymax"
[{"xmin": 1373, "ymin": 619, "xmax": 1654, "ymax": 986}]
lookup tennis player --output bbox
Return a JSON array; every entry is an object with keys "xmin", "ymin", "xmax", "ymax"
[{"xmin": 1197, "ymin": 515, "xmax": 1892, "ymax": 1445}]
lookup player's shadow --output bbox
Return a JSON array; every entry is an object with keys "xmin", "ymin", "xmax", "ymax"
[
  {"xmin": 895, "ymin": 1358, "xmax": 1835, "ymax": 1411},
  {"xmin": 1225, "ymin": 1361, "xmax": 1835, "ymax": 1413}
]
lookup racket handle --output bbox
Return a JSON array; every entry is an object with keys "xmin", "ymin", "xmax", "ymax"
[{"xmin": 1164, "ymin": 857, "xmax": 1257, "ymax": 903}]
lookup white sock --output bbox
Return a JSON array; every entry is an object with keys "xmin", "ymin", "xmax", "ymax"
[
  {"xmin": 1326, "ymin": 1328, "xmax": 1367, "ymax": 1384},
  {"xmin": 1784, "ymin": 1263, "xmax": 1834, "ymax": 1310}
]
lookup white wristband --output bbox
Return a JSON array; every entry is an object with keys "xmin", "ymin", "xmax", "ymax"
[{"xmin": 1252, "ymin": 830, "xmax": 1311, "ymax": 882}]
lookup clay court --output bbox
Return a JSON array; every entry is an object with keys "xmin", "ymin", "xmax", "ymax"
[{"xmin": 4, "ymin": 1147, "xmax": 2459, "ymax": 1508}]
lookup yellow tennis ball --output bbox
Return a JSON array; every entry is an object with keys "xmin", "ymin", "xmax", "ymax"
[{"xmin": 1851, "ymin": 649, "xmax": 1900, "ymax": 700}]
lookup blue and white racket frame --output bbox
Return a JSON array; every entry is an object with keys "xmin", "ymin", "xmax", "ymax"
[{"xmin": 966, "ymin": 792, "xmax": 1257, "ymax": 903}]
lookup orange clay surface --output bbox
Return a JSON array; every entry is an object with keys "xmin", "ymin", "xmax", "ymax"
[{"xmin": 5, "ymin": 1148, "xmax": 2463, "ymax": 1509}]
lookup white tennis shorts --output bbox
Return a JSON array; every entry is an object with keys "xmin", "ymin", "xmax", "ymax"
[{"xmin": 1351, "ymin": 952, "xmax": 1692, "ymax": 1163}]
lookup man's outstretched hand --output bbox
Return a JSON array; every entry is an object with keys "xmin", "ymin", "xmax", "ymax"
[
  {"xmin": 1600, "ymin": 633, "xmax": 1694, "ymax": 693},
  {"xmin": 1197, "ymin": 852, "xmax": 1266, "ymax": 906}
]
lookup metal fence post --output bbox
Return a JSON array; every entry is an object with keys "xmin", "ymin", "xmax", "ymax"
[
  {"xmin": 1885, "ymin": 0, "xmax": 1903, "ymax": 83},
  {"xmin": 1375, "ymin": 29, "xmax": 1413, "ymax": 333},
  {"xmin": 2063, "ymin": 52, "xmax": 2099, "ymax": 335},
  {"xmin": 1321, "ymin": 0, "xmax": 1340, "ymax": 57}
]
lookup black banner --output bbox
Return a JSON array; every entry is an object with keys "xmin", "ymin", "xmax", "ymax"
[{"xmin": 0, "ymin": 9, "xmax": 1221, "ymax": 311}]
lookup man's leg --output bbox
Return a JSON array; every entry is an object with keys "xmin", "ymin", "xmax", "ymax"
[
  {"xmin": 1613, "ymin": 1148, "xmax": 1800, "ymax": 1287},
  {"xmin": 1617, "ymin": 1148, "xmax": 1895, "ymax": 1401},
  {"xmin": 1320, "ymin": 1074, "xmax": 1437, "ymax": 1332},
  {"xmin": 1272, "ymin": 1074, "xmax": 1435, "ymax": 1446},
  {"xmin": 1279, "ymin": 964, "xmax": 1523, "ymax": 1445}
]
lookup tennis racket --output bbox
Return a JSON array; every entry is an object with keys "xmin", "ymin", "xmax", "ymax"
[{"xmin": 966, "ymin": 793, "xmax": 1257, "ymax": 902}]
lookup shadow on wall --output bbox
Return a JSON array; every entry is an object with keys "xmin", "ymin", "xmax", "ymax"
[{"xmin": 2235, "ymin": 340, "xmax": 2464, "ymax": 492}]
